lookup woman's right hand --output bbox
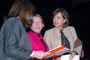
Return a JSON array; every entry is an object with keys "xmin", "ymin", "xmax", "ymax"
[{"xmin": 32, "ymin": 51, "xmax": 50, "ymax": 59}]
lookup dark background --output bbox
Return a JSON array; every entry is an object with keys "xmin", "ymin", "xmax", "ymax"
[{"xmin": 0, "ymin": 0, "xmax": 90, "ymax": 59}]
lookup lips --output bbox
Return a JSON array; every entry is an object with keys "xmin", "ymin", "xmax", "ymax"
[
  {"xmin": 35, "ymin": 27, "xmax": 40, "ymax": 29},
  {"xmin": 55, "ymin": 22, "xmax": 59, "ymax": 24}
]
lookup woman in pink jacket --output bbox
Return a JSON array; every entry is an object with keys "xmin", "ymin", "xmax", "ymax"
[{"xmin": 27, "ymin": 14, "xmax": 49, "ymax": 60}]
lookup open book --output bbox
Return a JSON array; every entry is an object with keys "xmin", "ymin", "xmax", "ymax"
[{"xmin": 43, "ymin": 46, "xmax": 70, "ymax": 59}]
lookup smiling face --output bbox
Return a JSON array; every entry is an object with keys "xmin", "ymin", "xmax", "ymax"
[
  {"xmin": 31, "ymin": 16, "xmax": 44, "ymax": 33},
  {"xmin": 53, "ymin": 12, "xmax": 66, "ymax": 29}
]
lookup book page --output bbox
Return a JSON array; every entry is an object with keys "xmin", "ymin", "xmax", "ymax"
[{"xmin": 61, "ymin": 54, "xmax": 80, "ymax": 60}]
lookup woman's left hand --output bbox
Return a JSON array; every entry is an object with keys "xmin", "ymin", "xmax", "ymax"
[{"xmin": 69, "ymin": 51, "xmax": 76, "ymax": 60}]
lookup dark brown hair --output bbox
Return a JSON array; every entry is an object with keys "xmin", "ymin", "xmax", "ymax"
[
  {"xmin": 53, "ymin": 8, "xmax": 70, "ymax": 28},
  {"xmin": 9, "ymin": 0, "xmax": 34, "ymax": 28}
]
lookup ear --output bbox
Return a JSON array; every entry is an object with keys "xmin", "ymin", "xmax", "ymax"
[
  {"xmin": 63, "ymin": 19, "xmax": 66, "ymax": 23},
  {"xmin": 42, "ymin": 24, "xmax": 44, "ymax": 28}
]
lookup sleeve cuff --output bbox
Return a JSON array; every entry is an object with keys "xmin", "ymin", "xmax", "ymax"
[{"xmin": 30, "ymin": 51, "xmax": 34, "ymax": 57}]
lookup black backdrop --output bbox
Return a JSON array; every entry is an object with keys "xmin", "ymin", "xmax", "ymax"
[{"xmin": 0, "ymin": 0, "xmax": 90, "ymax": 59}]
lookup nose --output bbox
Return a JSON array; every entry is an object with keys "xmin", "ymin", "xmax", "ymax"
[
  {"xmin": 36, "ymin": 22, "xmax": 39, "ymax": 26},
  {"xmin": 54, "ymin": 18, "xmax": 58, "ymax": 22}
]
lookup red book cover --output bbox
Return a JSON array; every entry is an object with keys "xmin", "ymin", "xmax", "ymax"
[{"xmin": 43, "ymin": 46, "xmax": 70, "ymax": 59}]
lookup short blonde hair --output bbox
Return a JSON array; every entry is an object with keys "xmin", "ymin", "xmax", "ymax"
[{"xmin": 31, "ymin": 14, "xmax": 44, "ymax": 26}]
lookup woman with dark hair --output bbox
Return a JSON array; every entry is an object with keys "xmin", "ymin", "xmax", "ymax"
[
  {"xmin": 44, "ymin": 8, "xmax": 83, "ymax": 60},
  {"xmin": 0, "ymin": 0, "xmax": 49, "ymax": 60}
]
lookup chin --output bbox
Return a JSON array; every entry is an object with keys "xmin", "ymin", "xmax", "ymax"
[
  {"xmin": 36, "ymin": 31, "xmax": 40, "ymax": 33},
  {"xmin": 55, "ymin": 25, "xmax": 60, "ymax": 27}
]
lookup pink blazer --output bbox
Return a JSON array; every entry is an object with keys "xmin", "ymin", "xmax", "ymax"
[{"xmin": 27, "ymin": 31, "xmax": 49, "ymax": 52}]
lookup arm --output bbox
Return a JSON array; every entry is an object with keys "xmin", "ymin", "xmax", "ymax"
[
  {"xmin": 69, "ymin": 27, "xmax": 83, "ymax": 59},
  {"xmin": 3, "ymin": 19, "xmax": 32, "ymax": 60},
  {"xmin": 71, "ymin": 27, "xmax": 82, "ymax": 55}
]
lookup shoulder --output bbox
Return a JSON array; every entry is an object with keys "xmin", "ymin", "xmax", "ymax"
[
  {"xmin": 7, "ymin": 17, "xmax": 23, "ymax": 28},
  {"xmin": 44, "ymin": 27, "xmax": 57, "ymax": 37},
  {"xmin": 64, "ymin": 26, "xmax": 76, "ymax": 31},
  {"xmin": 7, "ymin": 17, "xmax": 21, "ymax": 24},
  {"xmin": 2, "ymin": 17, "xmax": 21, "ymax": 26},
  {"xmin": 45, "ymin": 27, "xmax": 56, "ymax": 33},
  {"xmin": 64, "ymin": 26, "xmax": 77, "ymax": 37},
  {"xmin": 1, "ymin": 17, "xmax": 23, "ymax": 31}
]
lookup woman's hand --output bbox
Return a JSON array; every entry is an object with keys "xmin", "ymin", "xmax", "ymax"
[
  {"xmin": 32, "ymin": 51, "xmax": 50, "ymax": 59},
  {"xmin": 69, "ymin": 51, "xmax": 76, "ymax": 60}
]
